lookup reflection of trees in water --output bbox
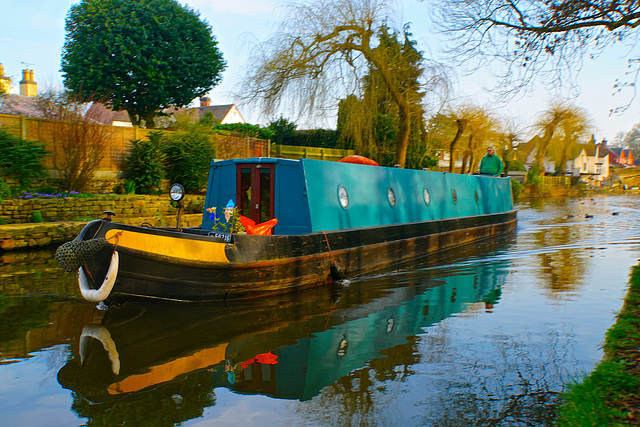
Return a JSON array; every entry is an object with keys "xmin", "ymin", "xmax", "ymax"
[
  {"xmin": 295, "ymin": 337, "xmax": 421, "ymax": 426},
  {"xmin": 530, "ymin": 222, "xmax": 588, "ymax": 296},
  {"xmin": 413, "ymin": 321, "xmax": 575, "ymax": 426},
  {"xmin": 293, "ymin": 321, "xmax": 575, "ymax": 426},
  {"xmin": 69, "ymin": 369, "xmax": 216, "ymax": 427},
  {"xmin": 0, "ymin": 249, "xmax": 79, "ymax": 297}
]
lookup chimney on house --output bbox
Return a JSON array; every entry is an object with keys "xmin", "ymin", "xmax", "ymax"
[
  {"xmin": 0, "ymin": 64, "xmax": 11, "ymax": 95},
  {"xmin": 200, "ymin": 96, "xmax": 211, "ymax": 107},
  {"xmin": 19, "ymin": 69, "xmax": 37, "ymax": 97}
]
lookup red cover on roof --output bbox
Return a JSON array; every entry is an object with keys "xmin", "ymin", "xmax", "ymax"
[{"xmin": 338, "ymin": 155, "xmax": 379, "ymax": 166}]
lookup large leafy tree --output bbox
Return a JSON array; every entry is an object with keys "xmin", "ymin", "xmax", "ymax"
[
  {"xmin": 61, "ymin": 0, "xmax": 225, "ymax": 128},
  {"xmin": 431, "ymin": 0, "xmax": 640, "ymax": 106},
  {"xmin": 337, "ymin": 26, "xmax": 439, "ymax": 168},
  {"xmin": 241, "ymin": 0, "xmax": 448, "ymax": 168}
]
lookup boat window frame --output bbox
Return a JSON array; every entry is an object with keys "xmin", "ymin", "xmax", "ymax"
[
  {"xmin": 236, "ymin": 163, "xmax": 276, "ymax": 223},
  {"xmin": 338, "ymin": 185, "xmax": 349, "ymax": 209},
  {"xmin": 387, "ymin": 187, "xmax": 396, "ymax": 207},
  {"xmin": 423, "ymin": 187, "xmax": 431, "ymax": 206}
]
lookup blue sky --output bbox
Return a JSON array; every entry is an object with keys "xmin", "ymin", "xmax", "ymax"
[{"xmin": 2, "ymin": 0, "xmax": 638, "ymax": 141}]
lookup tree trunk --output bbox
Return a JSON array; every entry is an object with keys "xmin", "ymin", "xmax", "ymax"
[
  {"xmin": 449, "ymin": 119, "xmax": 465, "ymax": 173},
  {"xmin": 394, "ymin": 102, "xmax": 411, "ymax": 168},
  {"xmin": 460, "ymin": 152, "xmax": 470, "ymax": 174},
  {"xmin": 469, "ymin": 151, "xmax": 477, "ymax": 173},
  {"xmin": 144, "ymin": 110, "xmax": 156, "ymax": 129},
  {"xmin": 127, "ymin": 110, "xmax": 141, "ymax": 128},
  {"xmin": 535, "ymin": 122, "xmax": 558, "ymax": 172}
]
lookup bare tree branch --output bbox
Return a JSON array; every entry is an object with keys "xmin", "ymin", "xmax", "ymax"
[{"xmin": 430, "ymin": 0, "xmax": 640, "ymax": 109}]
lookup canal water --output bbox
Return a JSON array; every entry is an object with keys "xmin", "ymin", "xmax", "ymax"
[{"xmin": 1, "ymin": 194, "xmax": 638, "ymax": 426}]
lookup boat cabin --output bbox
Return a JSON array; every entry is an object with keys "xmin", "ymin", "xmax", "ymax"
[{"xmin": 202, "ymin": 158, "xmax": 514, "ymax": 236}]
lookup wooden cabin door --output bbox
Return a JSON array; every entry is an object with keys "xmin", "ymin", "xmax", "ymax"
[{"xmin": 236, "ymin": 164, "xmax": 275, "ymax": 224}]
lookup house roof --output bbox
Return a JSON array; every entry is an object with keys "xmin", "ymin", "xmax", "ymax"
[
  {"xmin": 85, "ymin": 102, "xmax": 131, "ymax": 125},
  {"xmin": 596, "ymin": 144, "xmax": 636, "ymax": 162},
  {"xmin": 604, "ymin": 146, "xmax": 623, "ymax": 158},
  {"xmin": 513, "ymin": 137, "xmax": 538, "ymax": 162},
  {"xmin": 584, "ymin": 146, "xmax": 609, "ymax": 158},
  {"xmin": 0, "ymin": 94, "xmax": 46, "ymax": 118},
  {"xmin": 85, "ymin": 103, "xmax": 245, "ymax": 126},
  {"xmin": 177, "ymin": 104, "xmax": 246, "ymax": 124},
  {"xmin": 196, "ymin": 104, "xmax": 235, "ymax": 120}
]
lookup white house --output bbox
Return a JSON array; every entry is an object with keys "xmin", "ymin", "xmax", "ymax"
[
  {"xmin": 570, "ymin": 146, "xmax": 609, "ymax": 185},
  {"xmin": 193, "ymin": 97, "xmax": 246, "ymax": 124},
  {"xmin": 85, "ymin": 97, "xmax": 246, "ymax": 127}
]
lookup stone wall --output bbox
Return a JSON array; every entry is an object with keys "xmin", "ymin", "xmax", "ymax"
[
  {"xmin": 0, "ymin": 213, "xmax": 203, "ymax": 251},
  {"xmin": 0, "ymin": 194, "xmax": 205, "ymax": 224},
  {"xmin": 0, "ymin": 194, "xmax": 206, "ymax": 251}
]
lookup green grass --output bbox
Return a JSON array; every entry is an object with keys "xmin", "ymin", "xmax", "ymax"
[
  {"xmin": 557, "ymin": 360, "xmax": 638, "ymax": 426},
  {"xmin": 556, "ymin": 264, "xmax": 640, "ymax": 425}
]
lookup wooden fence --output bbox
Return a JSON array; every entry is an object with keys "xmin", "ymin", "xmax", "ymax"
[
  {"xmin": 542, "ymin": 176, "xmax": 571, "ymax": 188},
  {"xmin": 0, "ymin": 114, "xmax": 269, "ymax": 172},
  {"xmin": 272, "ymin": 144, "xmax": 354, "ymax": 161}
]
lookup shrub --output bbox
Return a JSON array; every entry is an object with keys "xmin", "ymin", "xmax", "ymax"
[
  {"xmin": 39, "ymin": 91, "xmax": 110, "ymax": 193},
  {"xmin": 511, "ymin": 179, "xmax": 523, "ymax": 201},
  {"xmin": 505, "ymin": 158, "xmax": 526, "ymax": 172},
  {"xmin": 0, "ymin": 130, "xmax": 48, "ymax": 192},
  {"xmin": 124, "ymin": 179, "xmax": 136, "ymax": 194},
  {"xmin": 30, "ymin": 210, "xmax": 43, "ymax": 223},
  {"xmin": 37, "ymin": 187, "xmax": 58, "ymax": 195},
  {"xmin": 525, "ymin": 163, "xmax": 544, "ymax": 192},
  {"xmin": 212, "ymin": 123, "xmax": 274, "ymax": 140},
  {"xmin": 0, "ymin": 178, "xmax": 12, "ymax": 200},
  {"xmin": 125, "ymin": 132, "xmax": 165, "ymax": 194},
  {"xmin": 163, "ymin": 126, "xmax": 215, "ymax": 193}
]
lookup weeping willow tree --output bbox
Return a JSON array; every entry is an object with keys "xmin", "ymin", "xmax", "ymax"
[
  {"xmin": 336, "ymin": 25, "xmax": 440, "ymax": 168},
  {"xmin": 434, "ymin": 104, "xmax": 497, "ymax": 173},
  {"xmin": 532, "ymin": 101, "xmax": 591, "ymax": 175},
  {"xmin": 240, "ymin": 0, "xmax": 448, "ymax": 168}
]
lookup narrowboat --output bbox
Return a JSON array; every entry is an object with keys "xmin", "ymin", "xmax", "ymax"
[{"xmin": 56, "ymin": 157, "xmax": 516, "ymax": 304}]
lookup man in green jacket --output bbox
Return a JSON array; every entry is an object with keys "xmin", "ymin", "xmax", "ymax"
[{"xmin": 479, "ymin": 147, "xmax": 504, "ymax": 176}]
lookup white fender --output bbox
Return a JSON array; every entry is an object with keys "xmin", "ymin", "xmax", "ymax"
[
  {"xmin": 78, "ymin": 251, "xmax": 119, "ymax": 303},
  {"xmin": 80, "ymin": 323, "xmax": 121, "ymax": 375}
]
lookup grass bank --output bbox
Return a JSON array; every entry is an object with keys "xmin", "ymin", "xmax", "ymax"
[{"xmin": 557, "ymin": 262, "xmax": 640, "ymax": 425}]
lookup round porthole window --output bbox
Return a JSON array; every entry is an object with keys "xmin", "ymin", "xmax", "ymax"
[
  {"xmin": 423, "ymin": 188, "xmax": 431, "ymax": 205},
  {"xmin": 452, "ymin": 189, "xmax": 457, "ymax": 204},
  {"xmin": 338, "ymin": 185, "xmax": 349, "ymax": 208},
  {"xmin": 475, "ymin": 190, "xmax": 479, "ymax": 203},
  {"xmin": 388, "ymin": 188, "xmax": 396, "ymax": 206}
]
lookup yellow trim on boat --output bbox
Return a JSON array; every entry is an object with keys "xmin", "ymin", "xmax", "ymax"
[{"xmin": 105, "ymin": 229, "xmax": 230, "ymax": 263}]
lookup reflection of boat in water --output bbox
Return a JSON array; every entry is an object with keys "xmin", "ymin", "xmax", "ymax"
[{"xmin": 57, "ymin": 259, "xmax": 508, "ymax": 417}]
